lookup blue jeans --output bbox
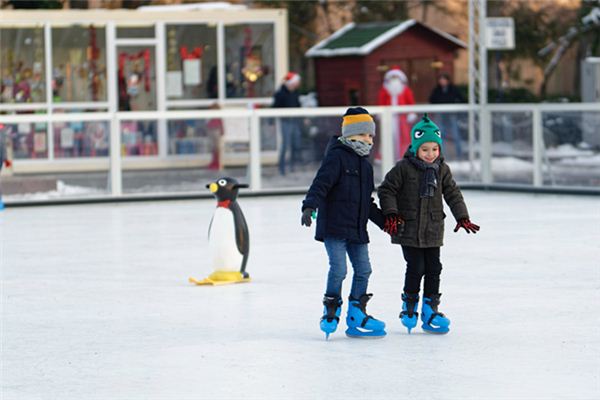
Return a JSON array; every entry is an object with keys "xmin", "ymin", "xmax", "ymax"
[
  {"xmin": 279, "ymin": 119, "xmax": 302, "ymax": 175},
  {"xmin": 324, "ymin": 238, "xmax": 372, "ymax": 300},
  {"xmin": 437, "ymin": 113, "xmax": 463, "ymax": 158}
]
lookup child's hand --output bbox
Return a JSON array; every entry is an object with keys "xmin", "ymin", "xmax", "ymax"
[
  {"xmin": 301, "ymin": 208, "xmax": 315, "ymax": 227},
  {"xmin": 454, "ymin": 219, "xmax": 480, "ymax": 234},
  {"xmin": 384, "ymin": 214, "xmax": 404, "ymax": 236}
]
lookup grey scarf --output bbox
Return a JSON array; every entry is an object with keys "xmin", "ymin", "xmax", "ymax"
[
  {"xmin": 338, "ymin": 137, "xmax": 372, "ymax": 157},
  {"xmin": 408, "ymin": 155, "xmax": 441, "ymax": 198}
]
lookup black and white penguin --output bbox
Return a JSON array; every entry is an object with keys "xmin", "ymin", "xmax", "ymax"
[{"xmin": 189, "ymin": 177, "xmax": 250, "ymax": 285}]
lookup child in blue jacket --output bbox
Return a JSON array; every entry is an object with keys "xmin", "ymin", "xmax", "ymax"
[{"xmin": 301, "ymin": 107, "xmax": 386, "ymax": 339}]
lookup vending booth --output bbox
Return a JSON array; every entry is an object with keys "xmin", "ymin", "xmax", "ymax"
[{"xmin": 0, "ymin": 6, "xmax": 288, "ymax": 173}]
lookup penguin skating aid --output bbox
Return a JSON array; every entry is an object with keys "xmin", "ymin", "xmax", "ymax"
[{"xmin": 189, "ymin": 177, "xmax": 251, "ymax": 286}]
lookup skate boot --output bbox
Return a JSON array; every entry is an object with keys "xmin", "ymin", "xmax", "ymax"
[
  {"xmin": 345, "ymin": 293, "xmax": 386, "ymax": 338},
  {"xmin": 421, "ymin": 294, "xmax": 451, "ymax": 334},
  {"xmin": 320, "ymin": 295, "xmax": 342, "ymax": 340},
  {"xmin": 399, "ymin": 292, "xmax": 419, "ymax": 334}
]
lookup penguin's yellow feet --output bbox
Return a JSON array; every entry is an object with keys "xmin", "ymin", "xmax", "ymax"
[{"xmin": 189, "ymin": 271, "xmax": 250, "ymax": 286}]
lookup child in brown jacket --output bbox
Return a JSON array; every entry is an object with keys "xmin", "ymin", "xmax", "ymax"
[{"xmin": 378, "ymin": 114, "xmax": 479, "ymax": 334}]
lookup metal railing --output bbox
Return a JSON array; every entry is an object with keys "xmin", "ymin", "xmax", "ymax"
[{"xmin": 1, "ymin": 103, "xmax": 599, "ymax": 204}]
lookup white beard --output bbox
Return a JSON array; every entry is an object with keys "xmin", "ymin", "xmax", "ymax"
[{"xmin": 384, "ymin": 79, "xmax": 405, "ymax": 98}]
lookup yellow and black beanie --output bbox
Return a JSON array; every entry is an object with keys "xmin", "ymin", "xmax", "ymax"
[{"xmin": 341, "ymin": 107, "xmax": 376, "ymax": 137}]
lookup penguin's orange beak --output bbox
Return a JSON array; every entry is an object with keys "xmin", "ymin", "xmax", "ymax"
[{"xmin": 208, "ymin": 183, "xmax": 218, "ymax": 193}]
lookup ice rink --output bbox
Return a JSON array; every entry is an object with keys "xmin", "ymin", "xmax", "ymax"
[{"xmin": 1, "ymin": 191, "xmax": 599, "ymax": 400}]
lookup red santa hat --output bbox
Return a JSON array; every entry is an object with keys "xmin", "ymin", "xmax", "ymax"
[
  {"xmin": 284, "ymin": 71, "xmax": 301, "ymax": 86},
  {"xmin": 384, "ymin": 67, "xmax": 408, "ymax": 84}
]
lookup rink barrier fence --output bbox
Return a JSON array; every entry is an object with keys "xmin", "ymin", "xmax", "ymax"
[{"xmin": 1, "ymin": 103, "xmax": 599, "ymax": 206}]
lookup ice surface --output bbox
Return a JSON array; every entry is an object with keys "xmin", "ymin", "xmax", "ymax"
[{"xmin": 1, "ymin": 192, "xmax": 599, "ymax": 399}]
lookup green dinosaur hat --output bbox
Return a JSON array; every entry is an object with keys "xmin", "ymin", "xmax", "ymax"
[{"xmin": 410, "ymin": 113, "xmax": 443, "ymax": 154}]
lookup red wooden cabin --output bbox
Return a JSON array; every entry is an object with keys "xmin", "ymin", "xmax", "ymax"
[{"xmin": 306, "ymin": 20, "xmax": 466, "ymax": 106}]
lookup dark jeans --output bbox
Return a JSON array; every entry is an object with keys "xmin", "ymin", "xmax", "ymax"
[
  {"xmin": 278, "ymin": 119, "xmax": 302, "ymax": 175},
  {"xmin": 324, "ymin": 237, "xmax": 372, "ymax": 300},
  {"xmin": 401, "ymin": 245, "xmax": 443, "ymax": 296},
  {"xmin": 436, "ymin": 113, "xmax": 463, "ymax": 158}
]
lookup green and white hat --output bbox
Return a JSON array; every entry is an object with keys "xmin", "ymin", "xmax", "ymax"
[{"xmin": 410, "ymin": 113, "xmax": 443, "ymax": 154}]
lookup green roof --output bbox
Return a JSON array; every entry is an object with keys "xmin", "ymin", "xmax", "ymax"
[{"xmin": 322, "ymin": 22, "xmax": 399, "ymax": 50}]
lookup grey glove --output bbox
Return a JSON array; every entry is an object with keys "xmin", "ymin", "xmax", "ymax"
[{"xmin": 301, "ymin": 208, "xmax": 315, "ymax": 227}]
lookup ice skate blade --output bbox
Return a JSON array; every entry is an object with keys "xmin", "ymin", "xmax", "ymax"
[
  {"xmin": 401, "ymin": 316, "xmax": 418, "ymax": 332},
  {"xmin": 345, "ymin": 327, "xmax": 386, "ymax": 339},
  {"xmin": 422, "ymin": 324, "xmax": 449, "ymax": 335},
  {"xmin": 320, "ymin": 321, "xmax": 338, "ymax": 338}
]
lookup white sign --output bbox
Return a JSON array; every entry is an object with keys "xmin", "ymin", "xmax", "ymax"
[
  {"xmin": 183, "ymin": 59, "xmax": 202, "ymax": 86},
  {"xmin": 166, "ymin": 71, "xmax": 183, "ymax": 97},
  {"xmin": 485, "ymin": 17, "xmax": 515, "ymax": 50},
  {"xmin": 60, "ymin": 127, "xmax": 74, "ymax": 148}
]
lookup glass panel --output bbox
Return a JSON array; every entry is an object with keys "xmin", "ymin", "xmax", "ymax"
[
  {"xmin": 2, "ymin": 122, "xmax": 48, "ymax": 159},
  {"xmin": 165, "ymin": 24, "xmax": 217, "ymax": 100},
  {"xmin": 118, "ymin": 46, "xmax": 156, "ymax": 111},
  {"xmin": 491, "ymin": 111, "xmax": 533, "ymax": 184},
  {"xmin": 543, "ymin": 111, "xmax": 600, "ymax": 187},
  {"xmin": 418, "ymin": 111, "xmax": 477, "ymax": 183},
  {"xmin": 120, "ymin": 117, "xmax": 249, "ymax": 194},
  {"xmin": 117, "ymin": 26, "xmax": 155, "ymax": 39},
  {"xmin": 51, "ymin": 25, "xmax": 107, "ymax": 102},
  {"xmin": 121, "ymin": 120, "xmax": 158, "ymax": 156},
  {"xmin": 260, "ymin": 115, "xmax": 384, "ymax": 189},
  {"xmin": 53, "ymin": 121, "xmax": 109, "ymax": 158},
  {"xmin": 0, "ymin": 27, "xmax": 46, "ymax": 104},
  {"xmin": 167, "ymin": 118, "xmax": 218, "ymax": 156},
  {"xmin": 225, "ymin": 23, "xmax": 275, "ymax": 98},
  {"xmin": 1, "ymin": 172, "xmax": 110, "ymax": 200}
]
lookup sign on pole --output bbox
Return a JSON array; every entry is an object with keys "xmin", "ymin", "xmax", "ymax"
[{"xmin": 485, "ymin": 17, "xmax": 515, "ymax": 50}]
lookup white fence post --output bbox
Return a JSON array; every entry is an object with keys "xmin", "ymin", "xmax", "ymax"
[
  {"xmin": 468, "ymin": 106, "xmax": 477, "ymax": 180},
  {"xmin": 249, "ymin": 111, "xmax": 261, "ymax": 191},
  {"xmin": 110, "ymin": 115, "xmax": 122, "ymax": 196},
  {"xmin": 532, "ymin": 107, "xmax": 543, "ymax": 187},
  {"xmin": 107, "ymin": 22, "xmax": 121, "ymax": 196},
  {"xmin": 480, "ymin": 108, "xmax": 493, "ymax": 185},
  {"xmin": 380, "ymin": 107, "xmax": 394, "ymax": 177}
]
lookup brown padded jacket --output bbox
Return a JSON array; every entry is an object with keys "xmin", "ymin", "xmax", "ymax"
[{"xmin": 377, "ymin": 155, "xmax": 469, "ymax": 248}]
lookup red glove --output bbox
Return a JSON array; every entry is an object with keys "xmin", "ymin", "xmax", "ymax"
[
  {"xmin": 454, "ymin": 219, "xmax": 480, "ymax": 234},
  {"xmin": 4, "ymin": 159, "xmax": 11, "ymax": 168},
  {"xmin": 384, "ymin": 214, "xmax": 404, "ymax": 236}
]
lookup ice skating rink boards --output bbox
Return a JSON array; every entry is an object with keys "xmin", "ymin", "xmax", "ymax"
[{"xmin": 1, "ymin": 193, "xmax": 599, "ymax": 399}]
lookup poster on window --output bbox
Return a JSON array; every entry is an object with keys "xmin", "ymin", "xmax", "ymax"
[
  {"xmin": 166, "ymin": 71, "xmax": 183, "ymax": 97},
  {"xmin": 18, "ymin": 123, "xmax": 30, "ymax": 134},
  {"xmin": 34, "ymin": 132, "xmax": 47, "ymax": 153},
  {"xmin": 183, "ymin": 59, "xmax": 201, "ymax": 86},
  {"xmin": 60, "ymin": 127, "xmax": 75, "ymax": 148}
]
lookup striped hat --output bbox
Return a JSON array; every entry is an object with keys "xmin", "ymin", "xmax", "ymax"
[{"xmin": 341, "ymin": 107, "xmax": 376, "ymax": 137}]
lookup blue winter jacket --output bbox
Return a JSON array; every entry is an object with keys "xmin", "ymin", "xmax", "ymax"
[{"xmin": 302, "ymin": 136, "xmax": 384, "ymax": 244}]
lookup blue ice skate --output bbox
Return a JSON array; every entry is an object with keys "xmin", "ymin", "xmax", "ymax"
[
  {"xmin": 399, "ymin": 292, "xmax": 419, "ymax": 334},
  {"xmin": 320, "ymin": 296, "xmax": 342, "ymax": 340},
  {"xmin": 345, "ymin": 294, "xmax": 386, "ymax": 338},
  {"xmin": 421, "ymin": 294, "xmax": 450, "ymax": 334}
]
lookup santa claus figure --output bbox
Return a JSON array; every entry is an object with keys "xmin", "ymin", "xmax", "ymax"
[{"xmin": 377, "ymin": 67, "xmax": 417, "ymax": 158}]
